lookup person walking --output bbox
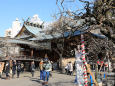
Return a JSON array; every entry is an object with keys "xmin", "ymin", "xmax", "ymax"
[
  {"xmin": 21, "ymin": 63, "xmax": 24, "ymax": 73},
  {"xmin": 65, "ymin": 62, "xmax": 69, "ymax": 75},
  {"xmin": 17, "ymin": 61, "xmax": 21, "ymax": 78},
  {"xmin": 73, "ymin": 61, "xmax": 76, "ymax": 75},
  {"xmin": 30, "ymin": 61, "xmax": 35, "ymax": 77},
  {"xmin": 68, "ymin": 61, "xmax": 73, "ymax": 75},
  {"xmin": 12, "ymin": 60, "xmax": 16, "ymax": 78},
  {"xmin": 39, "ymin": 59, "xmax": 43, "ymax": 80},
  {"xmin": 49, "ymin": 61, "xmax": 53, "ymax": 77},
  {"xmin": 42, "ymin": 58, "xmax": 52, "ymax": 85},
  {"xmin": 5, "ymin": 61, "xmax": 10, "ymax": 80}
]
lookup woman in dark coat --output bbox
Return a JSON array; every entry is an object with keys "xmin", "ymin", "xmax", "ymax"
[
  {"xmin": 5, "ymin": 61, "xmax": 10, "ymax": 79},
  {"xmin": 12, "ymin": 60, "xmax": 16, "ymax": 78},
  {"xmin": 30, "ymin": 61, "xmax": 35, "ymax": 77},
  {"xmin": 17, "ymin": 61, "xmax": 21, "ymax": 78}
]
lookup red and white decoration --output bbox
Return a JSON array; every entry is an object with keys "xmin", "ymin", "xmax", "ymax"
[{"xmin": 81, "ymin": 34, "xmax": 88, "ymax": 86}]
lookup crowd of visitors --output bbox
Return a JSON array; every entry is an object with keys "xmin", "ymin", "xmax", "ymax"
[
  {"xmin": 0, "ymin": 59, "xmax": 35, "ymax": 79},
  {"xmin": 0, "ymin": 55, "xmax": 52, "ymax": 86},
  {"xmin": 5, "ymin": 60, "xmax": 25, "ymax": 79},
  {"xmin": 0, "ymin": 50, "xmax": 112, "ymax": 86}
]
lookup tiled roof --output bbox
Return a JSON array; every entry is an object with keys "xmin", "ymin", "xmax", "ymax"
[
  {"xmin": 24, "ymin": 24, "xmax": 62, "ymax": 40},
  {"xmin": 24, "ymin": 24, "xmax": 45, "ymax": 36},
  {"xmin": 16, "ymin": 35, "xmax": 31, "ymax": 39}
]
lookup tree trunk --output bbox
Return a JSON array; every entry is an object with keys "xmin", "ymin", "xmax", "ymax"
[
  {"xmin": 59, "ymin": 54, "xmax": 65, "ymax": 73},
  {"xmin": 53, "ymin": 48, "xmax": 65, "ymax": 73}
]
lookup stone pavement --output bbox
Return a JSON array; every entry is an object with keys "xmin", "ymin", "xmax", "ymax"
[
  {"xmin": 0, "ymin": 71, "xmax": 76, "ymax": 86},
  {"xmin": 1, "ymin": 71, "xmax": 115, "ymax": 86}
]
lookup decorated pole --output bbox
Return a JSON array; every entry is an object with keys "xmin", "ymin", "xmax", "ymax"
[
  {"xmin": 81, "ymin": 34, "xmax": 88, "ymax": 86},
  {"xmin": 81, "ymin": 34, "xmax": 98, "ymax": 86}
]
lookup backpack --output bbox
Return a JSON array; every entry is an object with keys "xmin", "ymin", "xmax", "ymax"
[{"xmin": 43, "ymin": 62, "xmax": 51, "ymax": 70}]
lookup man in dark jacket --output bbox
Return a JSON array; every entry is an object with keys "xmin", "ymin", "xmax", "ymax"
[
  {"xmin": 17, "ymin": 61, "xmax": 21, "ymax": 78},
  {"xmin": 30, "ymin": 61, "xmax": 35, "ymax": 77},
  {"xmin": 5, "ymin": 61, "xmax": 10, "ymax": 79},
  {"xmin": 12, "ymin": 60, "xmax": 16, "ymax": 78}
]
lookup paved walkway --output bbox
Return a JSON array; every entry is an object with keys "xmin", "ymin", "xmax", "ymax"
[{"xmin": 0, "ymin": 71, "xmax": 76, "ymax": 86}]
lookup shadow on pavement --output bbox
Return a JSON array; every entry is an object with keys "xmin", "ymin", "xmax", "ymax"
[
  {"xmin": 23, "ymin": 76, "xmax": 31, "ymax": 78},
  {"xmin": 48, "ymin": 80, "xmax": 75, "ymax": 86},
  {"xmin": 0, "ymin": 77, "xmax": 6, "ymax": 80},
  {"xmin": 30, "ymin": 78, "xmax": 43, "ymax": 85}
]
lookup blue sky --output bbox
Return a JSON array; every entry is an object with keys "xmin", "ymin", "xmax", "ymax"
[{"xmin": 0, "ymin": 0, "xmax": 85, "ymax": 37}]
